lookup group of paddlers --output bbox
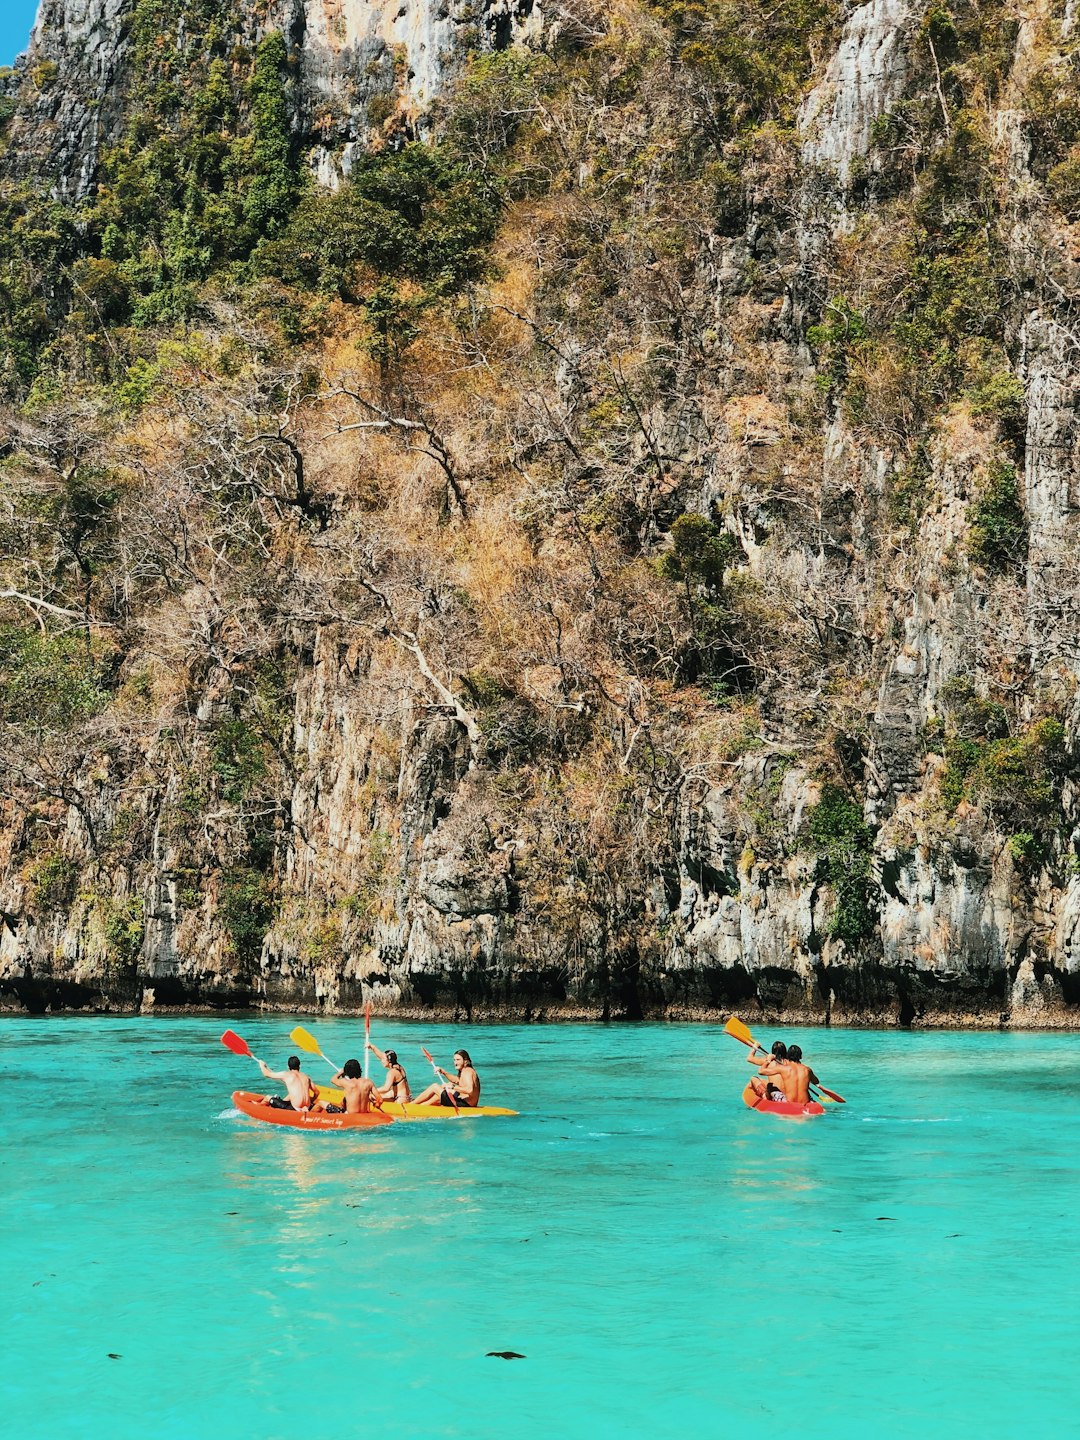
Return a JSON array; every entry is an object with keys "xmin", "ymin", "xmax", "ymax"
[
  {"xmin": 258, "ymin": 1044, "xmax": 481, "ymax": 1115},
  {"xmin": 743, "ymin": 1040, "xmax": 818, "ymax": 1106}
]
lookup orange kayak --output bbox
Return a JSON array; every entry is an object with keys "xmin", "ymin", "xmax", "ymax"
[
  {"xmin": 232, "ymin": 1090, "xmax": 394, "ymax": 1129},
  {"xmin": 741, "ymin": 1082, "xmax": 825, "ymax": 1117}
]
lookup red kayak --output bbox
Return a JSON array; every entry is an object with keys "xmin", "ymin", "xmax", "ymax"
[
  {"xmin": 742, "ymin": 1083, "xmax": 825, "ymax": 1117},
  {"xmin": 232, "ymin": 1091, "xmax": 394, "ymax": 1129}
]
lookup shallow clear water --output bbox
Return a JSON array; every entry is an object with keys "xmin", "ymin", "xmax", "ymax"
[{"xmin": 3, "ymin": 1017, "xmax": 1078, "ymax": 1438}]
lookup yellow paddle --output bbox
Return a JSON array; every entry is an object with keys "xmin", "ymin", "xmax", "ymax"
[
  {"xmin": 290, "ymin": 1024, "xmax": 393, "ymax": 1114},
  {"xmin": 723, "ymin": 1016, "xmax": 846, "ymax": 1104},
  {"xmin": 289, "ymin": 1025, "xmax": 343, "ymax": 1094}
]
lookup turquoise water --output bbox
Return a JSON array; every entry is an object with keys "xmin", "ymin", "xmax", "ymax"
[{"xmin": 3, "ymin": 1018, "xmax": 1078, "ymax": 1438}]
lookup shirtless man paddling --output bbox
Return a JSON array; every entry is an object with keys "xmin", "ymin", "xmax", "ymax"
[
  {"xmin": 325, "ymin": 1058, "xmax": 381, "ymax": 1114},
  {"xmin": 743, "ymin": 1042, "xmax": 813, "ymax": 1108},
  {"xmin": 413, "ymin": 1049, "xmax": 481, "ymax": 1108},
  {"xmin": 259, "ymin": 1054, "xmax": 318, "ymax": 1111},
  {"xmin": 744, "ymin": 1040, "xmax": 789, "ymax": 1105},
  {"xmin": 783, "ymin": 1045, "xmax": 812, "ymax": 1105}
]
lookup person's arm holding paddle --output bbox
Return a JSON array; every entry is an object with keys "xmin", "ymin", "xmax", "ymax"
[
  {"xmin": 366, "ymin": 1042, "xmax": 399, "ymax": 1100},
  {"xmin": 440, "ymin": 1054, "xmax": 480, "ymax": 1107}
]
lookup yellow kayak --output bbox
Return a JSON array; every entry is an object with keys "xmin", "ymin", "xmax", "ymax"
[{"xmin": 313, "ymin": 1086, "xmax": 516, "ymax": 1118}]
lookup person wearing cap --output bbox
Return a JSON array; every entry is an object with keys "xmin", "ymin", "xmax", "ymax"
[
  {"xmin": 324, "ymin": 1058, "xmax": 381, "ymax": 1115},
  {"xmin": 366, "ymin": 1042, "xmax": 412, "ymax": 1104}
]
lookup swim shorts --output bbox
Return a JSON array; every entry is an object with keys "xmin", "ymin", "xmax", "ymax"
[{"xmin": 439, "ymin": 1089, "xmax": 475, "ymax": 1108}]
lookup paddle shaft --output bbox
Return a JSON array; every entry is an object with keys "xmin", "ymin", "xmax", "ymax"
[{"xmin": 422, "ymin": 1046, "xmax": 459, "ymax": 1113}]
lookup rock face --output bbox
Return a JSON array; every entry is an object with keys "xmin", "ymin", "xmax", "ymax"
[
  {"xmin": 5, "ymin": 0, "xmax": 1080, "ymax": 1028},
  {"xmin": 4, "ymin": 0, "xmax": 132, "ymax": 199},
  {"xmin": 800, "ymin": 0, "xmax": 922, "ymax": 189},
  {"xmin": 4, "ymin": 0, "xmax": 542, "ymax": 196},
  {"xmin": 288, "ymin": 0, "xmax": 543, "ymax": 184}
]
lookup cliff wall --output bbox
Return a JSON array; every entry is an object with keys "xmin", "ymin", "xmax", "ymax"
[{"xmin": 3, "ymin": 0, "xmax": 1080, "ymax": 1025}]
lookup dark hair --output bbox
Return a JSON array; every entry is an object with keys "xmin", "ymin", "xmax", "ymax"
[
  {"xmin": 384, "ymin": 1050, "xmax": 399, "ymax": 1066},
  {"xmin": 288, "ymin": 1055, "xmax": 301, "ymax": 1070},
  {"xmin": 787, "ymin": 1044, "xmax": 803, "ymax": 1063},
  {"xmin": 455, "ymin": 1049, "xmax": 473, "ymax": 1069},
  {"xmin": 770, "ymin": 1041, "xmax": 787, "ymax": 1060},
  {"xmin": 342, "ymin": 1058, "xmax": 362, "ymax": 1079}
]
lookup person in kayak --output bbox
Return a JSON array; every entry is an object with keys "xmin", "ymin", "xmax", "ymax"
[
  {"xmin": 784, "ymin": 1045, "xmax": 813, "ymax": 1104},
  {"xmin": 324, "ymin": 1058, "xmax": 381, "ymax": 1115},
  {"xmin": 747, "ymin": 1040, "xmax": 789, "ymax": 1103},
  {"xmin": 413, "ymin": 1049, "xmax": 481, "ymax": 1108},
  {"xmin": 258, "ymin": 1054, "xmax": 319, "ymax": 1111},
  {"xmin": 367, "ymin": 1043, "xmax": 412, "ymax": 1104}
]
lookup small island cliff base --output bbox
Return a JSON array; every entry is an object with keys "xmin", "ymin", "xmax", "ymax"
[{"xmin": 4, "ymin": 975, "xmax": 1078, "ymax": 1030}]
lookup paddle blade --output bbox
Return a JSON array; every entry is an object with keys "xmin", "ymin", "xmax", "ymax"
[
  {"xmin": 724, "ymin": 1016, "xmax": 753, "ymax": 1046},
  {"xmin": 290, "ymin": 1025, "xmax": 322, "ymax": 1056},
  {"xmin": 817, "ymin": 1085, "xmax": 846, "ymax": 1104},
  {"xmin": 221, "ymin": 1029, "xmax": 252, "ymax": 1059},
  {"xmin": 421, "ymin": 1046, "xmax": 436, "ymax": 1065}
]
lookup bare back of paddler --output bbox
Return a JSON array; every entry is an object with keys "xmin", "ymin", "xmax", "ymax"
[
  {"xmin": 258, "ymin": 1055, "xmax": 317, "ymax": 1110},
  {"xmin": 327, "ymin": 1059, "xmax": 380, "ymax": 1115},
  {"xmin": 783, "ymin": 1045, "xmax": 812, "ymax": 1105}
]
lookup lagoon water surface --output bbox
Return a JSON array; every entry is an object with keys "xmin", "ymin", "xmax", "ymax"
[{"xmin": 3, "ymin": 1019, "xmax": 1078, "ymax": 1438}]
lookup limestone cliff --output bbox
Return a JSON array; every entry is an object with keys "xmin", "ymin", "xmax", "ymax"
[{"xmin": 3, "ymin": 0, "xmax": 1080, "ymax": 1027}]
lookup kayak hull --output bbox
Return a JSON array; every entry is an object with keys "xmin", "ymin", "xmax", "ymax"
[
  {"xmin": 741, "ymin": 1082, "xmax": 825, "ymax": 1117},
  {"xmin": 232, "ymin": 1090, "xmax": 394, "ymax": 1129},
  {"xmin": 314, "ymin": 1086, "xmax": 517, "ymax": 1118}
]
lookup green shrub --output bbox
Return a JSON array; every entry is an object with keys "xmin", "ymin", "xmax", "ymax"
[
  {"xmin": 657, "ymin": 513, "xmax": 736, "ymax": 592},
  {"xmin": 1046, "ymin": 151, "xmax": 1080, "ymax": 219},
  {"xmin": 26, "ymin": 852, "xmax": 80, "ymax": 913},
  {"xmin": 967, "ymin": 461, "xmax": 1027, "ymax": 570},
  {"xmin": 261, "ymin": 142, "xmax": 501, "ymax": 298},
  {"xmin": 242, "ymin": 33, "xmax": 300, "ymax": 236},
  {"xmin": 220, "ymin": 867, "xmax": 276, "ymax": 970},
  {"xmin": 101, "ymin": 895, "xmax": 145, "ymax": 972},
  {"xmin": 1007, "ymin": 831, "xmax": 1044, "ymax": 867},
  {"xmin": 939, "ymin": 677, "xmax": 1008, "ymax": 741},
  {"xmin": 807, "ymin": 785, "xmax": 878, "ymax": 945},
  {"xmin": 0, "ymin": 627, "xmax": 110, "ymax": 729},
  {"xmin": 938, "ymin": 714, "xmax": 1066, "ymax": 825},
  {"xmin": 648, "ymin": 0, "xmax": 842, "ymax": 135},
  {"xmin": 209, "ymin": 716, "xmax": 269, "ymax": 802}
]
